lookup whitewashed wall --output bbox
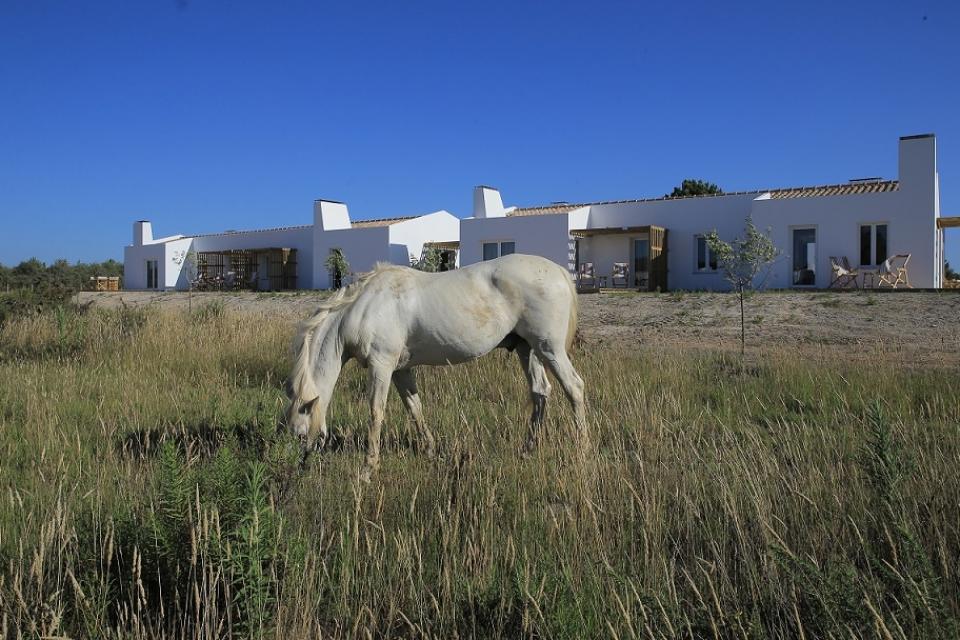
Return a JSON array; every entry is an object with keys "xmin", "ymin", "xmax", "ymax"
[
  {"xmin": 753, "ymin": 136, "xmax": 938, "ymax": 289},
  {"xmin": 460, "ymin": 213, "xmax": 573, "ymax": 271},
  {"xmin": 460, "ymin": 136, "xmax": 941, "ymax": 290},
  {"xmin": 752, "ymin": 191, "xmax": 937, "ymax": 288},
  {"xmin": 122, "ymin": 243, "xmax": 165, "ymax": 290},
  {"xmin": 313, "ymin": 226, "xmax": 391, "ymax": 289},
  {"xmin": 162, "ymin": 238, "xmax": 195, "ymax": 289},
  {"xmin": 388, "ymin": 211, "xmax": 461, "ymax": 265},
  {"xmin": 584, "ymin": 194, "xmax": 760, "ymax": 290},
  {"xmin": 124, "ymin": 225, "xmax": 313, "ymax": 290}
]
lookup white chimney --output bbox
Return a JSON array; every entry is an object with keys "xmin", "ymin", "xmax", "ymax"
[
  {"xmin": 133, "ymin": 220, "xmax": 152, "ymax": 246},
  {"xmin": 898, "ymin": 133, "xmax": 937, "ymax": 194},
  {"xmin": 313, "ymin": 199, "xmax": 351, "ymax": 231},
  {"xmin": 473, "ymin": 185, "xmax": 506, "ymax": 218}
]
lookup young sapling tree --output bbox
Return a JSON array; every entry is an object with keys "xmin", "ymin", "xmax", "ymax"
[{"xmin": 705, "ymin": 216, "xmax": 779, "ymax": 355}]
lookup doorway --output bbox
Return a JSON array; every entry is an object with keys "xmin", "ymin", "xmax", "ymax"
[{"xmin": 792, "ymin": 228, "xmax": 817, "ymax": 286}]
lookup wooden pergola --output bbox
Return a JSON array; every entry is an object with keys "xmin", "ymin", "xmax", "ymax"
[
  {"xmin": 195, "ymin": 248, "xmax": 298, "ymax": 291},
  {"xmin": 570, "ymin": 225, "xmax": 668, "ymax": 292}
]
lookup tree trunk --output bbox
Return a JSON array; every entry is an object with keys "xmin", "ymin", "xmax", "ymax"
[{"xmin": 739, "ymin": 284, "xmax": 745, "ymax": 357}]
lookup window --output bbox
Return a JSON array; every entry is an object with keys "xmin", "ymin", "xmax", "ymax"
[
  {"xmin": 146, "ymin": 260, "xmax": 158, "ymax": 289},
  {"xmin": 695, "ymin": 236, "xmax": 717, "ymax": 272},
  {"xmin": 482, "ymin": 241, "xmax": 515, "ymax": 260},
  {"xmin": 859, "ymin": 223, "xmax": 888, "ymax": 266},
  {"xmin": 792, "ymin": 228, "xmax": 816, "ymax": 286}
]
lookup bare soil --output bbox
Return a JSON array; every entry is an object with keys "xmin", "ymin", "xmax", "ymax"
[{"xmin": 76, "ymin": 289, "xmax": 960, "ymax": 364}]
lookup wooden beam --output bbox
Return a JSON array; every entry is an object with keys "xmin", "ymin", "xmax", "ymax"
[
  {"xmin": 937, "ymin": 216, "xmax": 960, "ymax": 229},
  {"xmin": 571, "ymin": 225, "xmax": 663, "ymax": 238}
]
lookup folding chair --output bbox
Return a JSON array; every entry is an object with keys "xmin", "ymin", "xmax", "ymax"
[
  {"xmin": 611, "ymin": 262, "xmax": 629, "ymax": 288},
  {"xmin": 829, "ymin": 256, "xmax": 859, "ymax": 289},
  {"xmin": 577, "ymin": 262, "xmax": 597, "ymax": 288},
  {"xmin": 877, "ymin": 254, "xmax": 912, "ymax": 288}
]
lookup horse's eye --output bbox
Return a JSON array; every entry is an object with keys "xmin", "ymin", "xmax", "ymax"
[{"xmin": 298, "ymin": 397, "xmax": 318, "ymax": 415}]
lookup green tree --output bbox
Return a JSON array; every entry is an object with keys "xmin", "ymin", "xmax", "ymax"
[
  {"xmin": 945, "ymin": 260, "xmax": 957, "ymax": 281},
  {"xmin": 667, "ymin": 179, "xmax": 722, "ymax": 198},
  {"xmin": 324, "ymin": 248, "xmax": 350, "ymax": 289},
  {"xmin": 12, "ymin": 257, "xmax": 45, "ymax": 279},
  {"xmin": 414, "ymin": 247, "xmax": 443, "ymax": 273},
  {"xmin": 705, "ymin": 216, "xmax": 779, "ymax": 355}
]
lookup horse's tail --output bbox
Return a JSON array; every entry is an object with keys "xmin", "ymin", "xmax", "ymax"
[{"xmin": 566, "ymin": 274, "xmax": 578, "ymax": 352}]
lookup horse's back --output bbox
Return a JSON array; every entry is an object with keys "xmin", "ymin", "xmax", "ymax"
[{"xmin": 340, "ymin": 255, "xmax": 575, "ymax": 366}]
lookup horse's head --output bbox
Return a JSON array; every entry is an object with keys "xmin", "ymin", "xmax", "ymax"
[
  {"xmin": 281, "ymin": 313, "xmax": 330, "ymax": 466},
  {"xmin": 281, "ymin": 378, "xmax": 328, "ymax": 461}
]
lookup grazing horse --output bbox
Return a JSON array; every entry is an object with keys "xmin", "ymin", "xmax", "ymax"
[{"xmin": 283, "ymin": 253, "xmax": 587, "ymax": 481}]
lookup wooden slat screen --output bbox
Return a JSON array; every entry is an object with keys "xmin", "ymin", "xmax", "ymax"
[{"xmin": 648, "ymin": 226, "xmax": 668, "ymax": 292}]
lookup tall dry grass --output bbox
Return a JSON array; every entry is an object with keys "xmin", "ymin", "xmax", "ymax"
[{"xmin": 0, "ymin": 301, "xmax": 958, "ymax": 638}]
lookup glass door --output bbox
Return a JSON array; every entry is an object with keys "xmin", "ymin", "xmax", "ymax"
[
  {"xmin": 792, "ymin": 228, "xmax": 816, "ymax": 286},
  {"xmin": 633, "ymin": 238, "xmax": 650, "ymax": 289}
]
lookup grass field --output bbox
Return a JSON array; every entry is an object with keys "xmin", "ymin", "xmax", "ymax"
[{"xmin": 1, "ymin": 301, "xmax": 959, "ymax": 638}]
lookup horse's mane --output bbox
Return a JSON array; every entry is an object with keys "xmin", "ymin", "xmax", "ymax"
[{"xmin": 288, "ymin": 263, "xmax": 403, "ymax": 403}]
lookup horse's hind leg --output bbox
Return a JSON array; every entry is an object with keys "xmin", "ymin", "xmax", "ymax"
[
  {"xmin": 392, "ymin": 369, "xmax": 436, "ymax": 457},
  {"xmin": 531, "ymin": 343, "xmax": 589, "ymax": 449},
  {"xmin": 517, "ymin": 341, "xmax": 552, "ymax": 452}
]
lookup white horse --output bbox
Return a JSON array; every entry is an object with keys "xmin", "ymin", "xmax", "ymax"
[{"xmin": 283, "ymin": 253, "xmax": 587, "ymax": 481}]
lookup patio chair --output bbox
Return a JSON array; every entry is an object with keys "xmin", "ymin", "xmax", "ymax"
[
  {"xmin": 611, "ymin": 262, "xmax": 629, "ymax": 288},
  {"xmin": 877, "ymin": 254, "xmax": 912, "ymax": 288},
  {"xmin": 829, "ymin": 256, "xmax": 859, "ymax": 289},
  {"xmin": 578, "ymin": 262, "xmax": 597, "ymax": 288}
]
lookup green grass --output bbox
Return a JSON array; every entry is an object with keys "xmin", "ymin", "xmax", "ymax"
[{"xmin": 0, "ymin": 305, "xmax": 958, "ymax": 638}]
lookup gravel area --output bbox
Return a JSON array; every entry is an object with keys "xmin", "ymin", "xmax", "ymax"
[{"xmin": 76, "ymin": 289, "xmax": 960, "ymax": 363}]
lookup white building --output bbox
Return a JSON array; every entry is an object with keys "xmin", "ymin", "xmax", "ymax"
[
  {"xmin": 312, "ymin": 200, "xmax": 460, "ymax": 290},
  {"xmin": 461, "ymin": 134, "xmax": 953, "ymax": 290},
  {"xmin": 125, "ymin": 134, "xmax": 954, "ymax": 292},
  {"xmin": 123, "ymin": 200, "xmax": 459, "ymax": 291}
]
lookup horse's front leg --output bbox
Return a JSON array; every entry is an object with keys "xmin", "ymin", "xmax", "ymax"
[{"xmin": 361, "ymin": 365, "xmax": 393, "ymax": 482}]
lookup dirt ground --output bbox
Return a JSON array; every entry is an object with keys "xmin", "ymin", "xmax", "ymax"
[{"xmin": 76, "ymin": 289, "xmax": 960, "ymax": 364}]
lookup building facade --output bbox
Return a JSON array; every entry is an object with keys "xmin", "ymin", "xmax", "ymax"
[
  {"xmin": 124, "ymin": 134, "xmax": 951, "ymax": 291},
  {"xmin": 123, "ymin": 201, "xmax": 460, "ymax": 291},
  {"xmin": 460, "ymin": 134, "xmax": 948, "ymax": 290}
]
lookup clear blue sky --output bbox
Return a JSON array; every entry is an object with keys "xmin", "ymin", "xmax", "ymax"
[{"xmin": 1, "ymin": 0, "xmax": 958, "ymax": 266}]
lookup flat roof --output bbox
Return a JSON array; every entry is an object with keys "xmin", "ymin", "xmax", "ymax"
[
  {"xmin": 351, "ymin": 215, "xmax": 417, "ymax": 228},
  {"xmin": 508, "ymin": 180, "xmax": 900, "ymax": 217}
]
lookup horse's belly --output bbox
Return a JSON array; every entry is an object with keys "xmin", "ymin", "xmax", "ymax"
[
  {"xmin": 405, "ymin": 342, "xmax": 490, "ymax": 366},
  {"xmin": 404, "ymin": 329, "xmax": 505, "ymax": 366}
]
